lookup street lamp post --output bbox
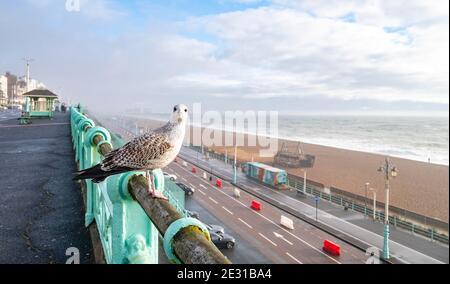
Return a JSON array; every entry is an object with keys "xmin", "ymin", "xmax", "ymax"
[
  {"xmin": 370, "ymin": 188, "xmax": 377, "ymax": 221},
  {"xmin": 365, "ymin": 182, "xmax": 370, "ymax": 217},
  {"xmin": 233, "ymin": 145, "xmax": 237, "ymax": 184},
  {"xmin": 377, "ymin": 157, "xmax": 398, "ymax": 260},
  {"xmin": 315, "ymin": 196, "xmax": 319, "ymax": 221},
  {"xmin": 303, "ymin": 169, "xmax": 307, "ymax": 194}
]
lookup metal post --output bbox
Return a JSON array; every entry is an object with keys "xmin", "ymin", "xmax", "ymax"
[
  {"xmin": 315, "ymin": 196, "xmax": 319, "ymax": 221},
  {"xmin": 233, "ymin": 145, "xmax": 237, "ymax": 184},
  {"xmin": 372, "ymin": 190, "xmax": 376, "ymax": 221},
  {"xmin": 303, "ymin": 170, "xmax": 307, "ymax": 194},
  {"xmin": 363, "ymin": 182, "xmax": 369, "ymax": 217},
  {"xmin": 378, "ymin": 157, "xmax": 397, "ymax": 260},
  {"xmin": 315, "ymin": 201, "xmax": 318, "ymax": 221},
  {"xmin": 383, "ymin": 176, "xmax": 390, "ymax": 259}
]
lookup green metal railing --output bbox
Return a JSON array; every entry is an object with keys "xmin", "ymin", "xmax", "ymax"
[
  {"xmin": 286, "ymin": 178, "xmax": 449, "ymax": 244},
  {"xmin": 70, "ymin": 106, "xmax": 230, "ymax": 264}
]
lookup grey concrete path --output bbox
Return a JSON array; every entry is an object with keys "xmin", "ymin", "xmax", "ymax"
[{"xmin": 0, "ymin": 112, "xmax": 91, "ymax": 263}]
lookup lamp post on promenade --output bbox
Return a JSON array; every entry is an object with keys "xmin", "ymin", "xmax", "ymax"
[
  {"xmin": 303, "ymin": 169, "xmax": 307, "ymax": 194},
  {"xmin": 233, "ymin": 145, "xmax": 237, "ymax": 184},
  {"xmin": 364, "ymin": 182, "xmax": 370, "ymax": 217},
  {"xmin": 369, "ymin": 188, "xmax": 377, "ymax": 221},
  {"xmin": 377, "ymin": 157, "xmax": 398, "ymax": 260}
]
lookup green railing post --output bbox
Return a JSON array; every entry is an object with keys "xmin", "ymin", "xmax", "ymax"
[{"xmin": 71, "ymin": 107, "xmax": 160, "ymax": 264}]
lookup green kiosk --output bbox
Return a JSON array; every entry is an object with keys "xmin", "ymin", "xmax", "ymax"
[{"xmin": 20, "ymin": 89, "xmax": 58, "ymax": 124}]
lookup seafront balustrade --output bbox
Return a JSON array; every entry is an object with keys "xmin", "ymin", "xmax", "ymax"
[{"xmin": 71, "ymin": 106, "xmax": 230, "ymax": 264}]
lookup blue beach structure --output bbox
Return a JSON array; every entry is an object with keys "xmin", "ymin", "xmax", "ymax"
[{"xmin": 244, "ymin": 162, "xmax": 287, "ymax": 188}]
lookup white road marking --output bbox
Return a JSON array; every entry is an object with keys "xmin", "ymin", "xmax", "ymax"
[
  {"xmin": 238, "ymin": 218, "xmax": 253, "ymax": 229},
  {"xmin": 199, "ymin": 184, "xmax": 207, "ymax": 189},
  {"xmin": 209, "ymin": 197, "xmax": 219, "ymax": 204},
  {"xmin": 171, "ymin": 160, "xmax": 340, "ymax": 264},
  {"xmin": 181, "ymin": 177, "xmax": 187, "ymax": 182},
  {"xmin": 274, "ymin": 232, "xmax": 294, "ymax": 246},
  {"xmin": 286, "ymin": 252, "xmax": 303, "ymax": 264},
  {"xmin": 222, "ymin": 206, "xmax": 234, "ymax": 215},
  {"xmin": 198, "ymin": 189, "xmax": 206, "ymax": 196},
  {"xmin": 259, "ymin": 233, "xmax": 278, "ymax": 247},
  {"xmin": 189, "ymin": 183, "xmax": 196, "ymax": 188},
  {"xmin": 239, "ymin": 174, "xmax": 434, "ymax": 264}
]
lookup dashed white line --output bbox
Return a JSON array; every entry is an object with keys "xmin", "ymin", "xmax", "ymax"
[
  {"xmin": 286, "ymin": 252, "xmax": 303, "ymax": 264},
  {"xmin": 258, "ymin": 233, "xmax": 278, "ymax": 247},
  {"xmin": 222, "ymin": 206, "xmax": 234, "ymax": 215},
  {"xmin": 198, "ymin": 189, "xmax": 206, "ymax": 195},
  {"xmin": 171, "ymin": 160, "xmax": 340, "ymax": 264},
  {"xmin": 274, "ymin": 232, "xmax": 294, "ymax": 246},
  {"xmin": 209, "ymin": 197, "xmax": 219, "ymax": 204},
  {"xmin": 238, "ymin": 218, "xmax": 253, "ymax": 229},
  {"xmin": 181, "ymin": 177, "xmax": 187, "ymax": 182},
  {"xmin": 189, "ymin": 183, "xmax": 196, "ymax": 188},
  {"xmin": 199, "ymin": 184, "xmax": 207, "ymax": 189}
]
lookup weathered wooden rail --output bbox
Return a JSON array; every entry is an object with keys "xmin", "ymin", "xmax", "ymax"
[{"xmin": 71, "ymin": 106, "xmax": 230, "ymax": 264}]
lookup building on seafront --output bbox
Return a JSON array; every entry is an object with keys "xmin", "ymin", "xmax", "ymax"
[
  {"xmin": 0, "ymin": 74, "xmax": 7, "ymax": 107},
  {"xmin": 0, "ymin": 71, "xmax": 46, "ymax": 108}
]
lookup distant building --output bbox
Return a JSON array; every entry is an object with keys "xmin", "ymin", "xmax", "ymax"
[
  {"xmin": 2, "ymin": 72, "xmax": 46, "ymax": 107},
  {"xmin": 0, "ymin": 75, "xmax": 7, "ymax": 106},
  {"xmin": 5, "ymin": 72, "xmax": 17, "ymax": 105}
]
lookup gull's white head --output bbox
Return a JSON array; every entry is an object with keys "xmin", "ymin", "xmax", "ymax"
[{"xmin": 170, "ymin": 104, "xmax": 189, "ymax": 125}]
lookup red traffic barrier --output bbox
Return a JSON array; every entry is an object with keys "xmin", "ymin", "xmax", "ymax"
[
  {"xmin": 191, "ymin": 166, "xmax": 197, "ymax": 173},
  {"xmin": 215, "ymin": 178, "xmax": 223, "ymax": 188},
  {"xmin": 323, "ymin": 240, "xmax": 340, "ymax": 256},
  {"xmin": 251, "ymin": 200, "xmax": 261, "ymax": 211}
]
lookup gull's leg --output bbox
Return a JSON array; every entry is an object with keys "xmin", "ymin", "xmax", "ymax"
[
  {"xmin": 146, "ymin": 170, "xmax": 152, "ymax": 195},
  {"xmin": 148, "ymin": 170, "xmax": 168, "ymax": 200}
]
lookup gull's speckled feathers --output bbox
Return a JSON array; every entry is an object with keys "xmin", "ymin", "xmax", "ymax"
[
  {"xmin": 102, "ymin": 123, "xmax": 177, "ymax": 171},
  {"xmin": 73, "ymin": 104, "xmax": 188, "ymax": 183}
]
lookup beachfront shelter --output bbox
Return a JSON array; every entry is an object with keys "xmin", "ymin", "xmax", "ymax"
[
  {"xmin": 23, "ymin": 89, "xmax": 58, "ymax": 118},
  {"xmin": 244, "ymin": 162, "xmax": 287, "ymax": 187}
]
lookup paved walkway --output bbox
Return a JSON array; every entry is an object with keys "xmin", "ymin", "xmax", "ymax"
[{"xmin": 0, "ymin": 112, "xmax": 91, "ymax": 264}]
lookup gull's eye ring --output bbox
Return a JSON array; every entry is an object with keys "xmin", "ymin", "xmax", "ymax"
[{"xmin": 174, "ymin": 107, "xmax": 177, "ymax": 112}]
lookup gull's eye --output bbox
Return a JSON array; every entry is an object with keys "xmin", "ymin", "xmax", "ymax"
[
  {"xmin": 184, "ymin": 108, "xmax": 188, "ymax": 112},
  {"xmin": 174, "ymin": 107, "xmax": 177, "ymax": 112}
]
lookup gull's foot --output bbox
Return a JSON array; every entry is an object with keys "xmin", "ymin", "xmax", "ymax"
[{"xmin": 150, "ymin": 190, "xmax": 168, "ymax": 200}]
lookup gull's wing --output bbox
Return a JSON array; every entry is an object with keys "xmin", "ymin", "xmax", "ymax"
[{"xmin": 101, "ymin": 132, "xmax": 173, "ymax": 171}]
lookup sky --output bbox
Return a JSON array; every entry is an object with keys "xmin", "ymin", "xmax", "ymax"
[{"xmin": 0, "ymin": 0, "xmax": 448, "ymax": 115}]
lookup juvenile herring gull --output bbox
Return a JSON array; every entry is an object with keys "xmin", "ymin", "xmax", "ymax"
[{"xmin": 73, "ymin": 104, "xmax": 188, "ymax": 199}]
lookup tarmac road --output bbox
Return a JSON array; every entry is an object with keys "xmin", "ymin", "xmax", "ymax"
[{"xmin": 167, "ymin": 160, "xmax": 369, "ymax": 264}]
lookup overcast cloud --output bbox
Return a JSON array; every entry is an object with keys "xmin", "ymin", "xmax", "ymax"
[{"xmin": 0, "ymin": 0, "xmax": 448, "ymax": 114}]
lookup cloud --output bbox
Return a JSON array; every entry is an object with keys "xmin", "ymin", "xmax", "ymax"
[
  {"xmin": 0, "ymin": 0, "xmax": 448, "ymax": 114},
  {"xmin": 182, "ymin": 3, "xmax": 449, "ymax": 103}
]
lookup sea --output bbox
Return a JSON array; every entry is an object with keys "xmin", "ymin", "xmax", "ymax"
[{"xmin": 137, "ymin": 113, "xmax": 449, "ymax": 166}]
